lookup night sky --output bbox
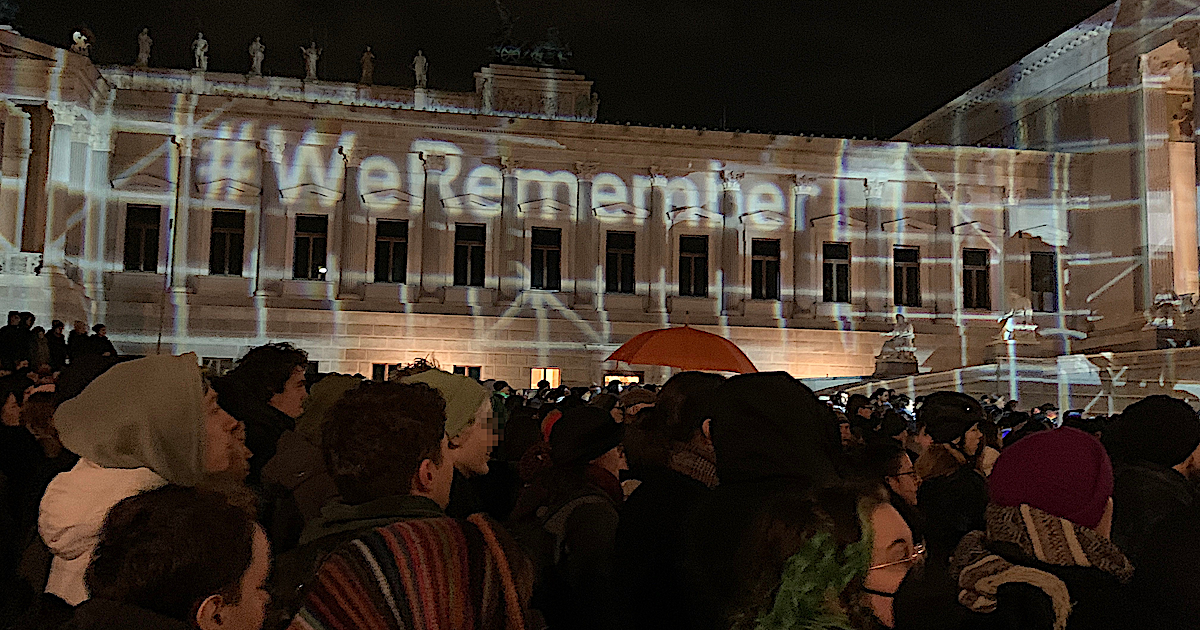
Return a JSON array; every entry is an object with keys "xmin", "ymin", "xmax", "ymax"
[{"xmin": 16, "ymin": 0, "xmax": 1113, "ymax": 138}]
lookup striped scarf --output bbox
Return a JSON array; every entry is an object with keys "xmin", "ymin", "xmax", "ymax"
[
  {"xmin": 952, "ymin": 504, "xmax": 1133, "ymax": 630},
  {"xmin": 288, "ymin": 514, "xmax": 533, "ymax": 630}
]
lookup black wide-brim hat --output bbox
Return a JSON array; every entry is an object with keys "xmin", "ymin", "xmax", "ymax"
[{"xmin": 550, "ymin": 406, "xmax": 625, "ymax": 467}]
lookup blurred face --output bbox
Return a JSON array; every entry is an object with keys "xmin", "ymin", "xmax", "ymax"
[
  {"xmin": 96, "ymin": 326, "xmax": 106, "ymax": 337},
  {"xmin": 863, "ymin": 503, "xmax": 920, "ymax": 628},
  {"xmin": 839, "ymin": 422, "xmax": 853, "ymax": 447},
  {"xmin": 269, "ymin": 367, "xmax": 308, "ymax": 418},
  {"xmin": 886, "ymin": 453, "xmax": 921, "ymax": 506},
  {"xmin": 216, "ymin": 526, "xmax": 271, "ymax": 630},
  {"xmin": 203, "ymin": 389, "xmax": 240, "ymax": 473},
  {"xmin": 592, "ymin": 444, "xmax": 628, "ymax": 478},
  {"xmin": 910, "ymin": 426, "xmax": 933, "ymax": 455},
  {"xmin": 1, "ymin": 393, "xmax": 20, "ymax": 426},
  {"xmin": 451, "ymin": 399, "xmax": 497, "ymax": 476}
]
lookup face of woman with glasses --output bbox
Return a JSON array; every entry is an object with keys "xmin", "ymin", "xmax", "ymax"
[
  {"xmin": 863, "ymin": 503, "xmax": 922, "ymax": 628},
  {"xmin": 886, "ymin": 452, "xmax": 921, "ymax": 507}
]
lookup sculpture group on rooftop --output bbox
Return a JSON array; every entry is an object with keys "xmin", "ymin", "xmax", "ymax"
[{"xmin": 70, "ymin": 31, "xmax": 89, "ymax": 57}]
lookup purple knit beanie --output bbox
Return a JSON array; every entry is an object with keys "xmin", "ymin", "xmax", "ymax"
[{"xmin": 988, "ymin": 426, "xmax": 1113, "ymax": 530}]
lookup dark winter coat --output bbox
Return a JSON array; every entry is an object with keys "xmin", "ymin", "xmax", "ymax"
[
  {"xmin": 214, "ymin": 378, "xmax": 296, "ymax": 486},
  {"xmin": 61, "ymin": 598, "xmax": 192, "ymax": 630},
  {"xmin": 46, "ymin": 332, "xmax": 66, "ymax": 371},
  {"xmin": 616, "ymin": 465, "xmax": 709, "ymax": 630},
  {"xmin": 1111, "ymin": 460, "xmax": 1198, "ymax": 565},
  {"xmin": 917, "ymin": 464, "xmax": 988, "ymax": 565},
  {"xmin": 266, "ymin": 494, "xmax": 445, "ymax": 630},
  {"xmin": 0, "ymin": 324, "xmax": 27, "ymax": 370},
  {"xmin": 1130, "ymin": 499, "xmax": 1200, "ymax": 628}
]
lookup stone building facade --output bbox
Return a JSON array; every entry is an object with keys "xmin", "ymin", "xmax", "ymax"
[{"xmin": 0, "ymin": 27, "xmax": 1111, "ymax": 386}]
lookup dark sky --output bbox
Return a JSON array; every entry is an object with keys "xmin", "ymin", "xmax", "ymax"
[{"xmin": 17, "ymin": 0, "xmax": 1113, "ymax": 138}]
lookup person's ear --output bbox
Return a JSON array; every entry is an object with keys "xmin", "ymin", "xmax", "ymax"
[
  {"xmin": 701, "ymin": 419, "xmax": 712, "ymax": 441},
  {"xmin": 195, "ymin": 594, "xmax": 224, "ymax": 630},
  {"xmin": 411, "ymin": 457, "xmax": 437, "ymax": 495}
]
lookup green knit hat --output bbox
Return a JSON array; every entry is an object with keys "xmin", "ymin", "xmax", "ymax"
[{"xmin": 401, "ymin": 369, "xmax": 490, "ymax": 438}]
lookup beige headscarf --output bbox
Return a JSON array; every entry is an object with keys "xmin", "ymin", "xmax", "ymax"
[{"xmin": 55, "ymin": 353, "xmax": 208, "ymax": 486}]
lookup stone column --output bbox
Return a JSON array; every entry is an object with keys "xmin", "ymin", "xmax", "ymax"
[
  {"xmin": 1173, "ymin": 25, "xmax": 1200, "ymax": 302},
  {"xmin": 84, "ymin": 120, "xmax": 113, "ymax": 296},
  {"xmin": 337, "ymin": 146, "xmax": 366, "ymax": 298},
  {"xmin": 792, "ymin": 175, "xmax": 816, "ymax": 315},
  {"xmin": 1, "ymin": 105, "xmax": 32, "ymax": 256},
  {"xmin": 720, "ymin": 171, "xmax": 744, "ymax": 315},
  {"xmin": 574, "ymin": 162, "xmax": 599, "ymax": 307},
  {"xmin": 169, "ymin": 135, "xmax": 194, "ymax": 291},
  {"xmin": 498, "ymin": 158, "xmax": 521, "ymax": 301},
  {"xmin": 419, "ymin": 153, "xmax": 444, "ymax": 298},
  {"xmin": 647, "ymin": 170, "xmax": 668, "ymax": 313},
  {"xmin": 863, "ymin": 179, "xmax": 887, "ymax": 315},
  {"xmin": 933, "ymin": 185, "xmax": 956, "ymax": 318},
  {"xmin": 254, "ymin": 138, "xmax": 285, "ymax": 296}
]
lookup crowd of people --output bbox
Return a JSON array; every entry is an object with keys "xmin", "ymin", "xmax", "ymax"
[{"xmin": 2, "ymin": 319, "xmax": 1200, "ymax": 629}]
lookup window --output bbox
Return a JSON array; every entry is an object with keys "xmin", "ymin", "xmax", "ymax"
[
  {"xmin": 208, "ymin": 210, "xmax": 245, "ymax": 276},
  {"xmin": 751, "ymin": 239, "xmax": 781, "ymax": 300},
  {"xmin": 201, "ymin": 357, "xmax": 234, "ymax": 377},
  {"xmin": 374, "ymin": 220, "xmax": 408, "ymax": 283},
  {"xmin": 893, "ymin": 246, "xmax": 921, "ymax": 307},
  {"xmin": 531, "ymin": 367, "xmax": 561, "ymax": 389},
  {"xmin": 963, "ymin": 248, "xmax": 991, "ymax": 309},
  {"xmin": 606, "ymin": 231, "xmax": 636, "ymax": 294},
  {"xmin": 1031, "ymin": 251, "xmax": 1058, "ymax": 312},
  {"xmin": 293, "ymin": 215, "xmax": 328, "ymax": 280},
  {"xmin": 530, "ymin": 227, "xmax": 562, "ymax": 290},
  {"xmin": 123, "ymin": 205, "xmax": 160, "ymax": 272},
  {"xmin": 453, "ymin": 365, "xmax": 482, "ymax": 380},
  {"xmin": 678, "ymin": 235, "xmax": 709, "ymax": 297},
  {"xmin": 454, "ymin": 224, "xmax": 486, "ymax": 287},
  {"xmin": 822, "ymin": 242, "xmax": 850, "ymax": 303},
  {"xmin": 371, "ymin": 363, "xmax": 388, "ymax": 382}
]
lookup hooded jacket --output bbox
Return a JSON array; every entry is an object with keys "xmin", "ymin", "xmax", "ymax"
[
  {"xmin": 40, "ymin": 354, "xmax": 208, "ymax": 605},
  {"xmin": 681, "ymin": 372, "xmax": 838, "ymax": 630}
]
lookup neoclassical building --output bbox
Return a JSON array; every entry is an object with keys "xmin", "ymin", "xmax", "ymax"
[{"xmin": 0, "ymin": 9, "xmax": 1183, "ymax": 391}]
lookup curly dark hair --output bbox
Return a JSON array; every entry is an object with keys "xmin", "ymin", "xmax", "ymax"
[
  {"xmin": 322, "ymin": 381, "xmax": 448, "ymax": 505},
  {"xmin": 86, "ymin": 485, "xmax": 256, "ymax": 623},
  {"xmin": 226, "ymin": 342, "xmax": 309, "ymax": 404}
]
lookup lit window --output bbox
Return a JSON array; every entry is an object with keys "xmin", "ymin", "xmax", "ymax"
[{"xmin": 531, "ymin": 367, "xmax": 561, "ymax": 389}]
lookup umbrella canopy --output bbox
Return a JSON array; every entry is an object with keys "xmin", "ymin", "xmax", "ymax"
[{"xmin": 606, "ymin": 326, "xmax": 758, "ymax": 374}]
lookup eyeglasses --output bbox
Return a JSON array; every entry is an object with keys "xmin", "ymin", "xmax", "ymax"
[
  {"xmin": 888, "ymin": 471, "xmax": 920, "ymax": 480},
  {"xmin": 868, "ymin": 543, "xmax": 925, "ymax": 571}
]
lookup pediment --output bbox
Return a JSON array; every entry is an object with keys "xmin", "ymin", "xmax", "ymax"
[
  {"xmin": 112, "ymin": 173, "xmax": 172, "ymax": 191},
  {"xmin": 361, "ymin": 188, "xmax": 416, "ymax": 205},
  {"xmin": 442, "ymin": 192, "xmax": 501, "ymax": 212},
  {"xmin": 592, "ymin": 202, "xmax": 648, "ymax": 220},
  {"xmin": 882, "ymin": 217, "xmax": 936, "ymax": 233},
  {"xmin": 518, "ymin": 197, "xmax": 572, "ymax": 214},
  {"xmin": 810, "ymin": 213, "xmax": 866, "ymax": 229},
  {"xmin": 669, "ymin": 206, "xmax": 723, "ymax": 225},
  {"xmin": 739, "ymin": 209, "xmax": 791, "ymax": 228},
  {"xmin": 197, "ymin": 178, "xmax": 261, "ymax": 197},
  {"xmin": 280, "ymin": 183, "xmax": 342, "ymax": 201}
]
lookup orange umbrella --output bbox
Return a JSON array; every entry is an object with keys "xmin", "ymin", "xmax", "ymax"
[{"xmin": 606, "ymin": 326, "xmax": 758, "ymax": 374}]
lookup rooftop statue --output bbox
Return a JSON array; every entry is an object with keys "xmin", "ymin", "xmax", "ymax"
[
  {"xmin": 192, "ymin": 33, "xmax": 208, "ymax": 71},
  {"xmin": 248, "ymin": 37, "xmax": 265, "ymax": 76},
  {"xmin": 71, "ymin": 31, "xmax": 90, "ymax": 57},
  {"xmin": 360, "ymin": 46, "xmax": 374, "ymax": 85},
  {"xmin": 413, "ymin": 50, "xmax": 428, "ymax": 88},
  {"xmin": 136, "ymin": 28, "xmax": 151, "ymax": 67},
  {"xmin": 302, "ymin": 41, "xmax": 321, "ymax": 81}
]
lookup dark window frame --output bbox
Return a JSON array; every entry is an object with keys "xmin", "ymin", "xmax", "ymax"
[
  {"xmin": 893, "ymin": 246, "xmax": 921, "ymax": 307},
  {"xmin": 822, "ymin": 242, "xmax": 851, "ymax": 303},
  {"xmin": 1031, "ymin": 251, "xmax": 1059, "ymax": 312},
  {"xmin": 454, "ymin": 223, "xmax": 487, "ymax": 287},
  {"xmin": 605, "ymin": 231, "xmax": 636, "ymax": 294},
  {"xmin": 123, "ymin": 204, "xmax": 161, "ymax": 273},
  {"xmin": 678, "ymin": 235, "xmax": 709, "ymax": 298},
  {"xmin": 373, "ymin": 219, "xmax": 409, "ymax": 284},
  {"xmin": 962, "ymin": 248, "xmax": 991, "ymax": 310},
  {"xmin": 208, "ymin": 210, "xmax": 245, "ymax": 276},
  {"xmin": 530, "ymin": 227, "xmax": 562, "ymax": 291},
  {"xmin": 750, "ymin": 239, "xmax": 781, "ymax": 300},
  {"xmin": 293, "ymin": 214, "xmax": 328, "ymax": 280}
]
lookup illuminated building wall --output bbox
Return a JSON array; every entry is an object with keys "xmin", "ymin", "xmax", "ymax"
[{"xmin": 0, "ymin": 28, "xmax": 1106, "ymax": 385}]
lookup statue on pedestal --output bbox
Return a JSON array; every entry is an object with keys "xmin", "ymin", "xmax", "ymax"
[
  {"xmin": 877, "ymin": 315, "xmax": 917, "ymax": 362},
  {"xmin": 192, "ymin": 33, "xmax": 208, "ymax": 71},
  {"xmin": 1144, "ymin": 290, "xmax": 1193, "ymax": 330},
  {"xmin": 413, "ymin": 50, "xmax": 428, "ymax": 88},
  {"xmin": 589, "ymin": 92, "xmax": 599, "ymax": 119},
  {"xmin": 360, "ymin": 46, "xmax": 375, "ymax": 85},
  {"xmin": 302, "ymin": 42, "xmax": 321, "ymax": 80},
  {"xmin": 136, "ymin": 28, "xmax": 151, "ymax": 67},
  {"xmin": 71, "ymin": 31, "xmax": 90, "ymax": 57},
  {"xmin": 248, "ymin": 37, "xmax": 265, "ymax": 76},
  {"xmin": 998, "ymin": 293, "xmax": 1038, "ymax": 342}
]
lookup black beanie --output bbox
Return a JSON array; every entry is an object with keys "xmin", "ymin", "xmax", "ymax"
[
  {"xmin": 1113, "ymin": 395, "xmax": 1200, "ymax": 467},
  {"xmin": 918, "ymin": 391, "xmax": 986, "ymax": 444},
  {"xmin": 549, "ymin": 406, "xmax": 625, "ymax": 466}
]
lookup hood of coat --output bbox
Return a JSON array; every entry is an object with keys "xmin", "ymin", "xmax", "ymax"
[
  {"xmin": 55, "ymin": 354, "xmax": 207, "ymax": 486},
  {"xmin": 40, "ymin": 458, "xmax": 165, "ymax": 561},
  {"xmin": 708, "ymin": 372, "xmax": 837, "ymax": 486}
]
